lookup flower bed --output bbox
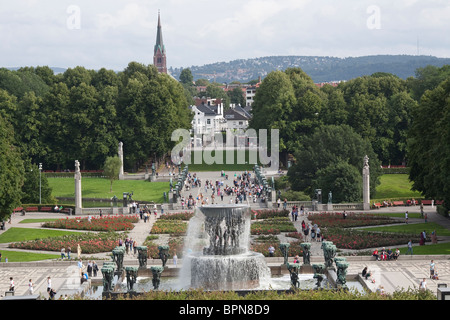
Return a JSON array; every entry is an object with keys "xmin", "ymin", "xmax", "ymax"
[
  {"xmin": 150, "ymin": 220, "xmax": 188, "ymax": 236},
  {"xmin": 9, "ymin": 232, "xmax": 123, "ymax": 254},
  {"xmin": 322, "ymin": 228, "xmax": 417, "ymax": 250},
  {"xmin": 159, "ymin": 212, "xmax": 194, "ymax": 221},
  {"xmin": 307, "ymin": 212, "xmax": 401, "ymax": 228},
  {"xmin": 41, "ymin": 215, "xmax": 139, "ymax": 232},
  {"xmin": 251, "ymin": 217, "xmax": 297, "ymax": 235},
  {"xmin": 251, "ymin": 209, "xmax": 289, "ymax": 220}
]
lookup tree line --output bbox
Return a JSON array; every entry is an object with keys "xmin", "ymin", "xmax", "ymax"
[
  {"xmin": 0, "ymin": 62, "xmax": 192, "ymax": 219},
  {"xmin": 249, "ymin": 65, "xmax": 450, "ymax": 207},
  {"xmin": 0, "ymin": 62, "xmax": 193, "ymax": 172}
]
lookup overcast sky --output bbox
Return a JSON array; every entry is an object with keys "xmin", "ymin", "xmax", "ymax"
[{"xmin": 1, "ymin": 0, "xmax": 449, "ymax": 71}]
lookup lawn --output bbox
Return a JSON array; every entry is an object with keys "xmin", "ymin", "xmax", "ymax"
[
  {"xmin": 0, "ymin": 227, "xmax": 81, "ymax": 243},
  {"xmin": 374, "ymin": 174, "xmax": 423, "ymax": 201},
  {"xmin": 47, "ymin": 178, "xmax": 170, "ymax": 203},
  {"xmin": 360, "ymin": 222, "xmax": 450, "ymax": 236},
  {"xmin": 0, "ymin": 250, "xmax": 60, "ymax": 262}
]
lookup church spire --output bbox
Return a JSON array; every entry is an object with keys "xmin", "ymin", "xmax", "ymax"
[{"xmin": 153, "ymin": 10, "xmax": 167, "ymax": 74}]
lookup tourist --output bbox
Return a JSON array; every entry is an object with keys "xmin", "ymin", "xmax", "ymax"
[
  {"xmin": 173, "ymin": 250, "xmax": 178, "ymax": 267},
  {"xmin": 268, "ymin": 245, "xmax": 275, "ymax": 257},
  {"xmin": 47, "ymin": 276, "xmax": 52, "ymax": 294},
  {"xmin": 405, "ymin": 211, "xmax": 408, "ymax": 224},
  {"xmin": 61, "ymin": 247, "xmax": 66, "ymax": 259},
  {"xmin": 28, "ymin": 279, "xmax": 34, "ymax": 295},
  {"xmin": 431, "ymin": 230, "xmax": 438, "ymax": 244},
  {"xmin": 393, "ymin": 248, "xmax": 400, "ymax": 260},
  {"xmin": 376, "ymin": 285, "xmax": 385, "ymax": 295},
  {"xmin": 362, "ymin": 267, "xmax": 372, "ymax": 280},
  {"xmin": 386, "ymin": 248, "xmax": 393, "ymax": 260},
  {"xmin": 92, "ymin": 261, "xmax": 99, "ymax": 277},
  {"xmin": 49, "ymin": 288, "xmax": 57, "ymax": 300},
  {"xmin": 430, "ymin": 260, "xmax": 435, "ymax": 279},
  {"xmin": 380, "ymin": 247, "xmax": 387, "ymax": 261},
  {"xmin": 87, "ymin": 261, "xmax": 93, "ymax": 277},
  {"xmin": 372, "ymin": 248, "xmax": 380, "ymax": 260},
  {"xmin": 406, "ymin": 240, "xmax": 413, "ymax": 255},
  {"xmin": 67, "ymin": 246, "xmax": 71, "ymax": 260},
  {"xmin": 419, "ymin": 278, "xmax": 427, "ymax": 291},
  {"xmin": 9, "ymin": 277, "xmax": 14, "ymax": 292},
  {"xmin": 78, "ymin": 259, "xmax": 84, "ymax": 276},
  {"xmin": 420, "ymin": 230, "xmax": 426, "ymax": 245},
  {"xmin": 316, "ymin": 226, "xmax": 321, "ymax": 242}
]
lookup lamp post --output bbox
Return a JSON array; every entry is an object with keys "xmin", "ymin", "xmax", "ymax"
[{"xmin": 39, "ymin": 163, "xmax": 42, "ymax": 204}]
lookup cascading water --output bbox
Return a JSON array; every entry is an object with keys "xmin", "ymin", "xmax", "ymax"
[{"xmin": 178, "ymin": 204, "xmax": 271, "ymax": 290}]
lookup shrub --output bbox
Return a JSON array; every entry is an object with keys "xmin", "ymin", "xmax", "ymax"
[{"xmin": 42, "ymin": 215, "xmax": 139, "ymax": 232}]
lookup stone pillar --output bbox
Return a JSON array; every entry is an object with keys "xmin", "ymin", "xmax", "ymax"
[
  {"xmin": 363, "ymin": 155, "xmax": 370, "ymax": 211},
  {"xmin": 118, "ymin": 141, "xmax": 124, "ymax": 180},
  {"xmin": 74, "ymin": 160, "xmax": 82, "ymax": 215}
]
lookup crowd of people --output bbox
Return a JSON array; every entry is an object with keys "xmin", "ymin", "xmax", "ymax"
[
  {"xmin": 372, "ymin": 247, "xmax": 400, "ymax": 261},
  {"xmin": 179, "ymin": 170, "xmax": 270, "ymax": 208}
]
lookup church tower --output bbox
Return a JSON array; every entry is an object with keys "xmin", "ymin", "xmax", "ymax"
[{"xmin": 153, "ymin": 11, "xmax": 167, "ymax": 74}]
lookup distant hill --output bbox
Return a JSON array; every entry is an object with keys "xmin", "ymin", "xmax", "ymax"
[{"xmin": 169, "ymin": 55, "xmax": 450, "ymax": 83}]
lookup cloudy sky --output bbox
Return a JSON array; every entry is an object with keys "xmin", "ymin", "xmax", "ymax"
[{"xmin": 1, "ymin": 0, "xmax": 449, "ymax": 71}]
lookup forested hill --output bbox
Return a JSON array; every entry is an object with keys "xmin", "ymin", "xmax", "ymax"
[{"xmin": 169, "ymin": 55, "xmax": 450, "ymax": 83}]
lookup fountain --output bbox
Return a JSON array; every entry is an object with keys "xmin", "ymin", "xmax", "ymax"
[{"xmin": 180, "ymin": 204, "xmax": 271, "ymax": 290}]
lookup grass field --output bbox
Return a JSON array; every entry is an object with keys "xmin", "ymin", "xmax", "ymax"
[
  {"xmin": 0, "ymin": 250, "xmax": 60, "ymax": 262},
  {"xmin": 374, "ymin": 174, "xmax": 423, "ymax": 201},
  {"xmin": 48, "ymin": 178, "xmax": 170, "ymax": 203},
  {"xmin": 0, "ymin": 227, "xmax": 81, "ymax": 243},
  {"xmin": 361, "ymin": 222, "xmax": 450, "ymax": 236}
]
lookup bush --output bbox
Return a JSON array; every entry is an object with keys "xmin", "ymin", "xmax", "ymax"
[{"xmin": 437, "ymin": 205, "xmax": 449, "ymax": 218}]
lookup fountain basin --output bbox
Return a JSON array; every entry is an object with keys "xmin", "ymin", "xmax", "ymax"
[{"xmin": 189, "ymin": 251, "xmax": 270, "ymax": 290}]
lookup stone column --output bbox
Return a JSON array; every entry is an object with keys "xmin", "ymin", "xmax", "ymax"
[
  {"xmin": 362, "ymin": 155, "xmax": 370, "ymax": 211},
  {"xmin": 118, "ymin": 141, "xmax": 124, "ymax": 180},
  {"xmin": 74, "ymin": 160, "xmax": 82, "ymax": 215}
]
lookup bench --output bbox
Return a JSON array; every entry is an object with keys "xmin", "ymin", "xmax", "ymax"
[
  {"xmin": 393, "ymin": 201, "xmax": 405, "ymax": 206},
  {"xmin": 13, "ymin": 207, "xmax": 23, "ymax": 213},
  {"xmin": 372, "ymin": 203, "xmax": 381, "ymax": 209},
  {"xmin": 436, "ymin": 200, "xmax": 444, "ymax": 205},
  {"xmin": 421, "ymin": 200, "xmax": 433, "ymax": 205},
  {"xmin": 25, "ymin": 207, "xmax": 39, "ymax": 212},
  {"xmin": 40, "ymin": 207, "xmax": 53, "ymax": 212},
  {"xmin": 61, "ymin": 208, "xmax": 71, "ymax": 214}
]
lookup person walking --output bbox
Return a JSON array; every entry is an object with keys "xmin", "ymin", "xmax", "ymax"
[
  {"xmin": 406, "ymin": 240, "xmax": 413, "ymax": 255},
  {"xmin": 430, "ymin": 260, "xmax": 435, "ymax": 279},
  {"xmin": 405, "ymin": 211, "xmax": 409, "ymax": 224},
  {"xmin": 47, "ymin": 276, "xmax": 52, "ymax": 295},
  {"xmin": 28, "ymin": 279, "xmax": 34, "ymax": 295},
  {"xmin": 92, "ymin": 261, "xmax": 99, "ymax": 277},
  {"xmin": 9, "ymin": 277, "xmax": 14, "ymax": 292}
]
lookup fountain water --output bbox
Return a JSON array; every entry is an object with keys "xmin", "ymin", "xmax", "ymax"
[{"xmin": 178, "ymin": 204, "xmax": 271, "ymax": 290}]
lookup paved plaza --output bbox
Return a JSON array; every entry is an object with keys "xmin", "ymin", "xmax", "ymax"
[{"xmin": 0, "ymin": 170, "xmax": 449, "ymax": 299}]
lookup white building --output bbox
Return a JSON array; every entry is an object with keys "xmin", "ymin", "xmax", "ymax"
[{"xmin": 190, "ymin": 103, "xmax": 226, "ymax": 136}]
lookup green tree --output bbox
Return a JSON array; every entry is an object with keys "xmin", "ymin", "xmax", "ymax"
[
  {"xmin": 287, "ymin": 125, "xmax": 382, "ymax": 198},
  {"xmin": 408, "ymin": 79, "xmax": 450, "ymax": 210},
  {"xmin": 103, "ymin": 156, "xmax": 122, "ymax": 192},
  {"xmin": 313, "ymin": 160, "xmax": 362, "ymax": 203},
  {"xmin": 0, "ymin": 114, "xmax": 24, "ymax": 220},
  {"xmin": 228, "ymin": 87, "xmax": 245, "ymax": 107},
  {"xmin": 249, "ymin": 70, "xmax": 296, "ymax": 153},
  {"xmin": 179, "ymin": 68, "xmax": 194, "ymax": 85}
]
